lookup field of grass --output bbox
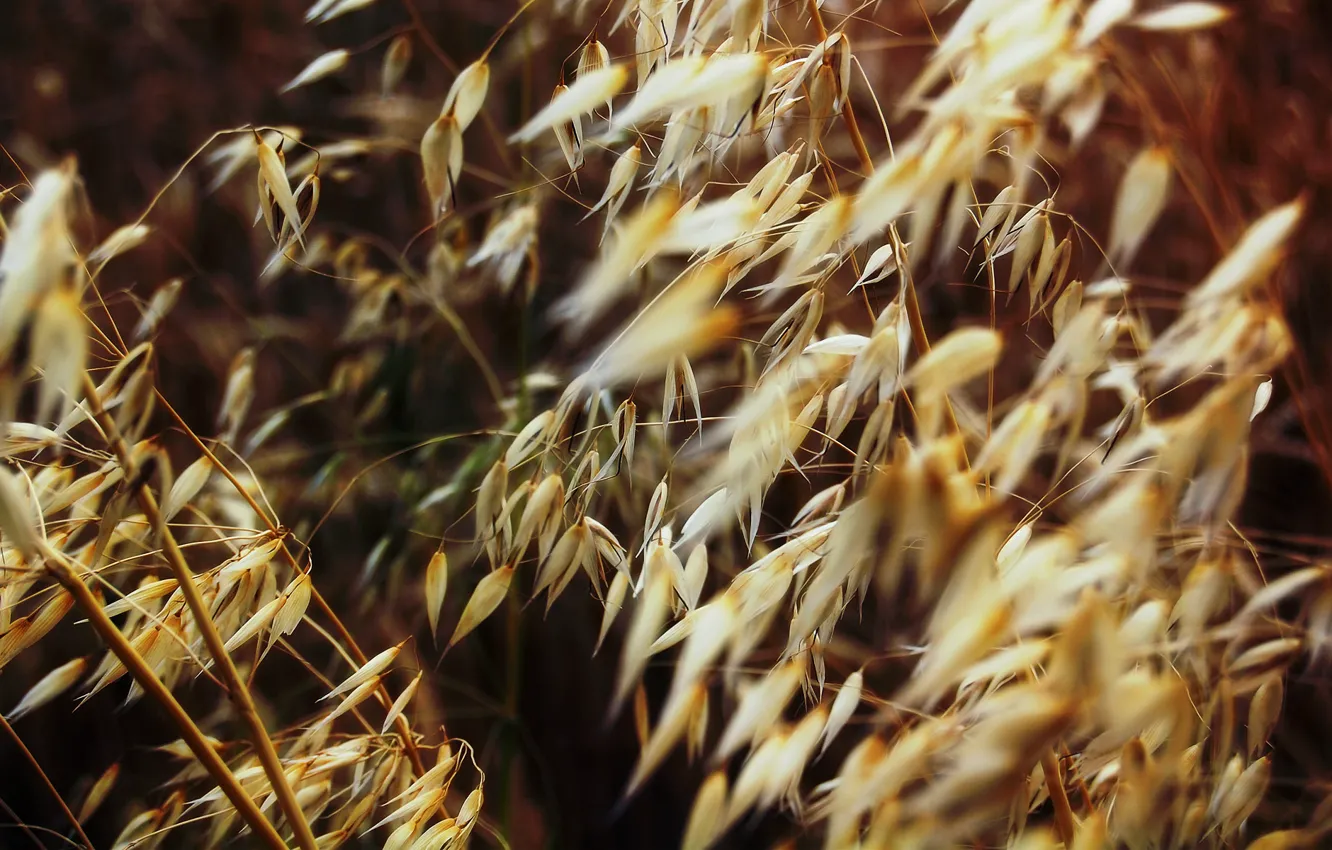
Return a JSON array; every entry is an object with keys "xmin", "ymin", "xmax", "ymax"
[{"xmin": 1, "ymin": 1, "xmax": 1331, "ymax": 848}]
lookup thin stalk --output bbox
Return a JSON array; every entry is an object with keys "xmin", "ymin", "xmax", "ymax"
[
  {"xmin": 806, "ymin": 0, "xmax": 828, "ymax": 40},
  {"xmin": 1041, "ymin": 750, "xmax": 1076, "ymax": 846},
  {"xmin": 80, "ymin": 373, "xmax": 317, "ymax": 850},
  {"xmin": 0, "ymin": 713, "xmax": 94, "ymax": 849},
  {"xmin": 806, "ymin": 0, "xmax": 965, "ymax": 445},
  {"xmin": 0, "ymin": 792, "xmax": 47, "ymax": 850},
  {"xmin": 39, "ymin": 543, "xmax": 289, "ymax": 850},
  {"xmin": 498, "ymin": 222, "xmax": 537, "ymax": 841},
  {"xmin": 152, "ymin": 390, "xmax": 430, "ymax": 779}
]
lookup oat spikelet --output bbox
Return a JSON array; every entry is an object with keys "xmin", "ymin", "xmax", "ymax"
[
  {"xmin": 448, "ymin": 565, "xmax": 514, "ymax": 650},
  {"xmin": 1108, "ymin": 146, "xmax": 1172, "ymax": 268},
  {"xmin": 6, "ymin": 656, "xmax": 87, "ymax": 720},
  {"xmin": 1133, "ymin": 2, "xmax": 1233, "ymax": 30},
  {"xmin": 280, "ymin": 49, "xmax": 350, "ymax": 93},
  {"xmin": 511, "ymin": 65, "xmax": 631, "ymax": 143}
]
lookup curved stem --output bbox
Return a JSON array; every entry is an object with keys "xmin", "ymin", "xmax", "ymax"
[
  {"xmin": 153, "ymin": 391, "xmax": 430, "ymax": 780},
  {"xmin": 0, "ymin": 713, "xmax": 94, "ymax": 849},
  {"xmin": 39, "ymin": 543, "xmax": 289, "ymax": 850},
  {"xmin": 81, "ymin": 373, "xmax": 317, "ymax": 850}
]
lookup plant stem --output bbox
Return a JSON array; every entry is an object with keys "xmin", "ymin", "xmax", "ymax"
[
  {"xmin": 805, "ymin": 0, "xmax": 964, "ymax": 445},
  {"xmin": 1041, "ymin": 750, "xmax": 1076, "ymax": 846},
  {"xmin": 0, "ymin": 712, "xmax": 94, "ymax": 849},
  {"xmin": 39, "ymin": 542, "xmax": 290, "ymax": 850},
  {"xmin": 81, "ymin": 373, "xmax": 317, "ymax": 850},
  {"xmin": 153, "ymin": 390, "xmax": 430, "ymax": 779}
]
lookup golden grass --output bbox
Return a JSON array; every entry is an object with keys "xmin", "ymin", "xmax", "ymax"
[{"xmin": 0, "ymin": 0, "xmax": 1324, "ymax": 847}]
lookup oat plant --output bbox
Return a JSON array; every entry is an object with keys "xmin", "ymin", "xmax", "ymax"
[{"xmin": 0, "ymin": 0, "xmax": 1325, "ymax": 848}]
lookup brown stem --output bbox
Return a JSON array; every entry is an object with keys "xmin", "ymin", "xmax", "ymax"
[
  {"xmin": 39, "ymin": 544, "xmax": 289, "ymax": 850},
  {"xmin": 1041, "ymin": 749, "xmax": 1077, "ymax": 847},
  {"xmin": 806, "ymin": 0, "xmax": 964, "ymax": 446},
  {"xmin": 81, "ymin": 373, "xmax": 317, "ymax": 850},
  {"xmin": 0, "ymin": 713, "xmax": 94, "ymax": 849},
  {"xmin": 0, "ymin": 790, "xmax": 48, "ymax": 850},
  {"xmin": 841, "ymin": 98, "xmax": 874, "ymax": 177},
  {"xmin": 152, "ymin": 391, "xmax": 429, "ymax": 780},
  {"xmin": 805, "ymin": 0, "xmax": 828, "ymax": 40},
  {"xmin": 401, "ymin": 0, "xmax": 516, "ymax": 179}
]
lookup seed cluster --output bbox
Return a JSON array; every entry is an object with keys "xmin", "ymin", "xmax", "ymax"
[{"xmin": 0, "ymin": 0, "xmax": 1319, "ymax": 848}]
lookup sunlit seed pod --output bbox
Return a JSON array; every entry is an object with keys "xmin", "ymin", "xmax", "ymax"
[
  {"xmin": 6, "ymin": 656, "xmax": 87, "ymax": 721},
  {"xmin": 448, "ymin": 566, "xmax": 514, "ymax": 650},
  {"xmin": 323, "ymin": 645, "xmax": 404, "ymax": 708},
  {"xmin": 280, "ymin": 48, "xmax": 349, "ymax": 94},
  {"xmin": 1133, "ymin": 2, "xmax": 1233, "ymax": 31},
  {"xmin": 510, "ymin": 65, "xmax": 630, "ymax": 144},
  {"xmin": 682, "ymin": 770, "xmax": 729, "ymax": 850},
  {"xmin": 420, "ymin": 113, "xmax": 463, "ymax": 218},
  {"xmin": 133, "ymin": 277, "xmax": 183, "ymax": 342},
  {"xmin": 577, "ymin": 36, "xmax": 610, "ymax": 81},
  {"xmin": 31, "ymin": 288, "xmax": 87, "ymax": 425},
  {"xmin": 1108, "ymin": 146, "xmax": 1172, "ymax": 268},
  {"xmin": 820, "ymin": 668, "xmax": 863, "ymax": 757},
  {"xmin": 89, "ymin": 223, "xmax": 152, "ymax": 265},
  {"xmin": 1188, "ymin": 198, "xmax": 1304, "ymax": 306},
  {"xmin": 443, "ymin": 59, "xmax": 490, "ymax": 131},
  {"xmin": 305, "ymin": 0, "xmax": 377, "ymax": 25},
  {"xmin": 78, "ymin": 762, "xmax": 120, "ymax": 823}
]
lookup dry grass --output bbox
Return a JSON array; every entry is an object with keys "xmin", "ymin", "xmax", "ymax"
[{"xmin": 0, "ymin": 0, "xmax": 1327, "ymax": 848}]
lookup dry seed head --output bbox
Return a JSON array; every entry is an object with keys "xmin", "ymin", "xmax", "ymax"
[
  {"xmin": 682, "ymin": 770, "xmax": 729, "ymax": 850},
  {"xmin": 133, "ymin": 277, "xmax": 183, "ymax": 342},
  {"xmin": 31, "ymin": 288, "xmax": 87, "ymax": 425},
  {"xmin": 89, "ymin": 223, "xmax": 151, "ymax": 265},
  {"xmin": 579, "ymin": 263, "xmax": 739, "ymax": 390},
  {"xmin": 554, "ymin": 190, "xmax": 680, "ymax": 334},
  {"xmin": 505, "ymin": 411, "xmax": 554, "ymax": 468},
  {"xmin": 595, "ymin": 569, "xmax": 630, "ymax": 655},
  {"xmin": 79, "ymin": 762, "xmax": 121, "ymax": 823},
  {"xmin": 254, "ymin": 133, "xmax": 304, "ymax": 246},
  {"xmin": 0, "ymin": 162, "xmax": 78, "ymax": 362},
  {"xmin": 628, "ymin": 682, "xmax": 706, "ymax": 797},
  {"xmin": 448, "ymin": 565, "xmax": 514, "ymax": 650},
  {"xmin": 714, "ymin": 660, "xmax": 802, "ymax": 762},
  {"xmin": 1187, "ymin": 198, "xmax": 1304, "ymax": 307},
  {"xmin": 1108, "ymin": 146, "xmax": 1173, "ymax": 268},
  {"xmin": 6, "ymin": 655, "xmax": 87, "ymax": 720},
  {"xmin": 424, "ymin": 550, "xmax": 448, "ymax": 641},
  {"xmin": 588, "ymin": 142, "xmax": 642, "ymax": 229},
  {"xmin": 1247, "ymin": 676, "xmax": 1283, "ymax": 759},
  {"xmin": 305, "ymin": 0, "xmax": 377, "ymax": 25},
  {"xmin": 420, "ymin": 113, "xmax": 463, "ymax": 218},
  {"xmin": 220, "ymin": 593, "xmax": 282, "ymax": 655},
  {"xmin": 511, "ymin": 64, "xmax": 630, "ymax": 144},
  {"xmin": 820, "ymin": 668, "xmax": 863, "ymax": 757},
  {"xmin": 322, "ymin": 640, "xmax": 401, "ymax": 702},
  {"xmin": 313, "ymin": 674, "xmax": 381, "ymax": 731},
  {"xmin": 578, "ymin": 36, "xmax": 610, "ymax": 81},
  {"xmin": 614, "ymin": 561, "xmax": 673, "ymax": 714},
  {"xmin": 611, "ymin": 52, "xmax": 769, "ymax": 132},
  {"xmin": 0, "ymin": 0, "xmax": 1303, "ymax": 845},
  {"xmin": 550, "ymin": 83, "xmax": 585, "ymax": 175},
  {"xmin": 1133, "ymin": 2, "xmax": 1233, "ymax": 31},
  {"xmin": 281, "ymin": 48, "xmax": 350, "ymax": 94},
  {"xmin": 1218, "ymin": 756, "xmax": 1271, "ymax": 837},
  {"xmin": 444, "ymin": 59, "xmax": 491, "ymax": 132}
]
